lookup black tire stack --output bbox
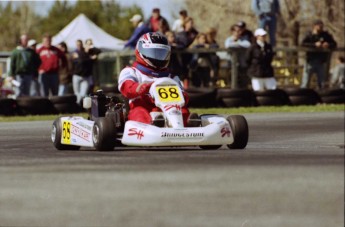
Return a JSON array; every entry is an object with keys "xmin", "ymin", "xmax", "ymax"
[
  {"xmin": 317, "ymin": 89, "xmax": 345, "ymax": 104},
  {"xmin": 217, "ymin": 88, "xmax": 256, "ymax": 107},
  {"xmin": 186, "ymin": 87, "xmax": 218, "ymax": 108},
  {"xmin": 0, "ymin": 98, "xmax": 19, "ymax": 116},
  {"xmin": 254, "ymin": 89, "xmax": 291, "ymax": 106},
  {"xmin": 16, "ymin": 97, "xmax": 57, "ymax": 115},
  {"xmin": 49, "ymin": 95, "xmax": 83, "ymax": 114}
]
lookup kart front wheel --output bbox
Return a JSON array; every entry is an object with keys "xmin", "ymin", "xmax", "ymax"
[
  {"xmin": 226, "ymin": 115, "xmax": 248, "ymax": 149},
  {"xmin": 51, "ymin": 117, "xmax": 80, "ymax": 150},
  {"xmin": 93, "ymin": 117, "xmax": 117, "ymax": 151}
]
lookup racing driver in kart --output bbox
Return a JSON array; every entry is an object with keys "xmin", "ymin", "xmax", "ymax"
[{"xmin": 118, "ymin": 32, "xmax": 198, "ymax": 127}]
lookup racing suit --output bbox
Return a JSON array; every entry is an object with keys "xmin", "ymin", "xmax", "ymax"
[{"xmin": 118, "ymin": 62, "xmax": 190, "ymax": 125}]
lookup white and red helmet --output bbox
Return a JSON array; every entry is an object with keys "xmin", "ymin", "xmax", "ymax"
[{"xmin": 135, "ymin": 32, "xmax": 171, "ymax": 70}]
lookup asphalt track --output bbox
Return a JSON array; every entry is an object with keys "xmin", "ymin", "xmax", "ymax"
[{"xmin": 0, "ymin": 111, "xmax": 344, "ymax": 227}]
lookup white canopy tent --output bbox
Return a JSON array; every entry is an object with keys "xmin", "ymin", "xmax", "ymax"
[{"xmin": 52, "ymin": 14, "xmax": 125, "ymax": 52}]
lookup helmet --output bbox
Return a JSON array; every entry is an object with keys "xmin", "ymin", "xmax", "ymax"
[{"xmin": 135, "ymin": 32, "xmax": 171, "ymax": 70}]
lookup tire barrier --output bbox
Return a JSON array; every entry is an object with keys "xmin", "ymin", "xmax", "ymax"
[
  {"xmin": 283, "ymin": 88, "xmax": 322, "ymax": 106},
  {"xmin": 0, "ymin": 88, "xmax": 343, "ymax": 116},
  {"xmin": 254, "ymin": 89, "xmax": 291, "ymax": 106},
  {"xmin": 217, "ymin": 88, "xmax": 256, "ymax": 107},
  {"xmin": 317, "ymin": 89, "xmax": 345, "ymax": 104},
  {"xmin": 186, "ymin": 87, "xmax": 218, "ymax": 108}
]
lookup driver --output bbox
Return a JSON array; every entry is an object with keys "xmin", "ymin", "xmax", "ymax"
[{"xmin": 118, "ymin": 32, "xmax": 196, "ymax": 126}]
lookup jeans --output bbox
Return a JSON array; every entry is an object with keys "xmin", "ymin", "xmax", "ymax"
[
  {"xmin": 258, "ymin": 15, "xmax": 277, "ymax": 47},
  {"xmin": 73, "ymin": 74, "xmax": 90, "ymax": 105},
  {"xmin": 30, "ymin": 78, "xmax": 41, "ymax": 96},
  {"xmin": 301, "ymin": 60, "xmax": 326, "ymax": 89},
  {"xmin": 15, "ymin": 74, "xmax": 33, "ymax": 97},
  {"xmin": 39, "ymin": 72, "xmax": 59, "ymax": 97},
  {"xmin": 58, "ymin": 84, "xmax": 69, "ymax": 96}
]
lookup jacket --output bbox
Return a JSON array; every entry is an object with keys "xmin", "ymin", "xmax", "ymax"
[
  {"xmin": 10, "ymin": 46, "xmax": 41, "ymax": 76},
  {"xmin": 246, "ymin": 42, "xmax": 274, "ymax": 78},
  {"xmin": 37, "ymin": 45, "xmax": 67, "ymax": 73}
]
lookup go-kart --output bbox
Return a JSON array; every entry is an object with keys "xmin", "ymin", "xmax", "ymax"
[{"xmin": 51, "ymin": 77, "xmax": 249, "ymax": 151}]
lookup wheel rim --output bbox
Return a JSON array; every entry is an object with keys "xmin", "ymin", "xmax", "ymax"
[
  {"xmin": 51, "ymin": 125, "xmax": 57, "ymax": 142},
  {"xmin": 93, "ymin": 125, "xmax": 100, "ymax": 144}
]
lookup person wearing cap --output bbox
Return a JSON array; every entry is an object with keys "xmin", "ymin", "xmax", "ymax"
[
  {"xmin": 172, "ymin": 9, "xmax": 188, "ymax": 33},
  {"xmin": 9, "ymin": 34, "xmax": 41, "ymax": 97},
  {"xmin": 236, "ymin": 21, "xmax": 255, "ymax": 44},
  {"xmin": 145, "ymin": 8, "xmax": 170, "ymax": 33},
  {"xmin": 246, "ymin": 28, "xmax": 276, "ymax": 91},
  {"xmin": 124, "ymin": 14, "xmax": 151, "ymax": 50},
  {"xmin": 300, "ymin": 19, "xmax": 337, "ymax": 89},
  {"xmin": 251, "ymin": 0, "xmax": 280, "ymax": 47}
]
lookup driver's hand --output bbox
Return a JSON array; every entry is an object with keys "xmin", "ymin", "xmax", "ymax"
[{"xmin": 136, "ymin": 82, "xmax": 153, "ymax": 96}]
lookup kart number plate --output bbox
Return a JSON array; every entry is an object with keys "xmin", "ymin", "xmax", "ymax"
[
  {"xmin": 62, "ymin": 120, "xmax": 71, "ymax": 144},
  {"xmin": 156, "ymin": 85, "xmax": 181, "ymax": 102}
]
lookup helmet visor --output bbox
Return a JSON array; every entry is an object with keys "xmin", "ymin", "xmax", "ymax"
[{"xmin": 138, "ymin": 43, "xmax": 171, "ymax": 61}]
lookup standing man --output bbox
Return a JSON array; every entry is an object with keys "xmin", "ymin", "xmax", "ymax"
[
  {"xmin": 246, "ymin": 28, "xmax": 276, "ymax": 91},
  {"xmin": 300, "ymin": 19, "xmax": 337, "ymax": 90},
  {"xmin": 9, "ymin": 34, "xmax": 41, "ymax": 97},
  {"xmin": 251, "ymin": 0, "xmax": 280, "ymax": 47},
  {"xmin": 37, "ymin": 34, "xmax": 67, "ymax": 97},
  {"xmin": 146, "ymin": 8, "xmax": 170, "ymax": 33}
]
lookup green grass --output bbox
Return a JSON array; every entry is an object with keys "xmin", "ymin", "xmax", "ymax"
[{"xmin": 0, "ymin": 104, "xmax": 343, "ymax": 122}]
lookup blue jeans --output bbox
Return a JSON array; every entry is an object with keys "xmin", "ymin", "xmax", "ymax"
[
  {"xmin": 73, "ymin": 75, "xmax": 90, "ymax": 105},
  {"xmin": 39, "ymin": 72, "xmax": 59, "ymax": 97},
  {"xmin": 258, "ymin": 15, "xmax": 277, "ymax": 47},
  {"xmin": 301, "ymin": 60, "xmax": 326, "ymax": 89},
  {"xmin": 15, "ymin": 74, "xmax": 33, "ymax": 97}
]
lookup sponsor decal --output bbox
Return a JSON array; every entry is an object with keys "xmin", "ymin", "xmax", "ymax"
[
  {"xmin": 168, "ymin": 110, "xmax": 182, "ymax": 115},
  {"xmin": 70, "ymin": 125, "xmax": 91, "ymax": 141},
  {"xmin": 128, "ymin": 128, "xmax": 144, "ymax": 140},
  {"xmin": 164, "ymin": 104, "xmax": 181, "ymax": 111},
  {"xmin": 76, "ymin": 121, "xmax": 92, "ymax": 131},
  {"xmin": 221, "ymin": 127, "xmax": 231, "ymax": 137},
  {"xmin": 161, "ymin": 132, "xmax": 204, "ymax": 138}
]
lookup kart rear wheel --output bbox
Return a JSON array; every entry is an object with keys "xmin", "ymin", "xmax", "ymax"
[
  {"xmin": 199, "ymin": 145, "xmax": 222, "ymax": 150},
  {"xmin": 93, "ymin": 117, "xmax": 117, "ymax": 151},
  {"xmin": 226, "ymin": 115, "xmax": 248, "ymax": 149},
  {"xmin": 51, "ymin": 118, "xmax": 80, "ymax": 150}
]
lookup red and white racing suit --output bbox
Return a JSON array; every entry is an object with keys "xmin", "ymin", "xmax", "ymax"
[{"xmin": 118, "ymin": 62, "xmax": 190, "ymax": 125}]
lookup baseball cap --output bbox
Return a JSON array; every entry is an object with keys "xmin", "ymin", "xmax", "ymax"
[
  {"xmin": 28, "ymin": 39, "xmax": 37, "ymax": 47},
  {"xmin": 129, "ymin": 14, "xmax": 142, "ymax": 22},
  {"xmin": 254, "ymin": 28, "xmax": 267, "ymax": 36},
  {"xmin": 236, "ymin": 21, "xmax": 246, "ymax": 28}
]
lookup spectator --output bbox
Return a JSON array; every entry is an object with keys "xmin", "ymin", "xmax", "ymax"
[
  {"xmin": 84, "ymin": 38, "xmax": 101, "ymax": 94},
  {"xmin": 146, "ymin": 8, "xmax": 170, "ymax": 32},
  {"xmin": 172, "ymin": 9, "xmax": 188, "ymax": 33},
  {"xmin": 251, "ymin": 0, "xmax": 280, "ymax": 47},
  {"xmin": 72, "ymin": 40, "xmax": 94, "ymax": 105},
  {"xmin": 175, "ymin": 17, "xmax": 199, "ymax": 86},
  {"xmin": 124, "ymin": 14, "xmax": 151, "ymax": 50},
  {"xmin": 165, "ymin": 31, "xmax": 184, "ymax": 76},
  {"xmin": 300, "ymin": 19, "xmax": 337, "ymax": 90},
  {"xmin": 27, "ymin": 39, "xmax": 41, "ymax": 96},
  {"xmin": 57, "ymin": 42, "xmax": 73, "ymax": 96},
  {"xmin": 9, "ymin": 34, "xmax": 41, "ymax": 97},
  {"xmin": 189, "ymin": 33, "xmax": 213, "ymax": 88},
  {"xmin": 157, "ymin": 18, "xmax": 170, "ymax": 35},
  {"xmin": 236, "ymin": 21, "xmax": 255, "ymax": 44},
  {"xmin": 205, "ymin": 27, "xmax": 221, "ymax": 86},
  {"xmin": 246, "ymin": 28, "xmax": 276, "ymax": 91},
  {"xmin": 225, "ymin": 24, "xmax": 252, "ymax": 88},
  {"xmin": 37, "ymin": 34, "xmax": 67, "ymax": 97},
  {"xmin": 329, "ymin": 56, "xmax": 344, "ymax": 89}
]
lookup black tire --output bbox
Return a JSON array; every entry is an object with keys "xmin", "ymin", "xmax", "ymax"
[
  {"xmin": 54, "ymin": 103, "xmax": 83, "ymax": 114},
  {"xmin": 16, "ymin": 97, "xmax": 57, "ymax": 115},
  {"xmin": 0, "ymin": 98, "xmax": 18, "ymax": 116},
  {"xmin": 92, "ymin": 117, "xmax": 117, "ymax": 151},
  {"xmin": 320, "ymin": 96, "xmax": 345, "ymax": 104},
  {"xmin": 49, "ymin": 95, "xmax": 77, "ymax": 104},
  {"xmin": 51, "ymin": 117, "xmax": 80, "ymax": 150},
  {"xmin": 254, "ymin": 89, "xmax": 290, "ymax": 106},
  {"xmin": 199, "ymin": 145, "xmax": 222, "ymax": 150},
  {"xmin": 289, "ymin": 95, "xmax": 319, "ymax": 105},
  {"xmin": 226, "ymin": 115, "xmax": 248, "ymax": 149},
  {"xmin": 217, "ymin": 88, "xmax": 256, "ymax": 107},
  {"xmin": 186, "ymin": 88, "xmax": 217, "ymax": 108},
  {"xmin": 317, "ymin": 88, "xmax": 345, "ymax": 97}
]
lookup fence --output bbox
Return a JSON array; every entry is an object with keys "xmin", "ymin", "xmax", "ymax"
[{"xmin": 1, "ymin": 47, "xmax": 344, "ymax": 90}]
